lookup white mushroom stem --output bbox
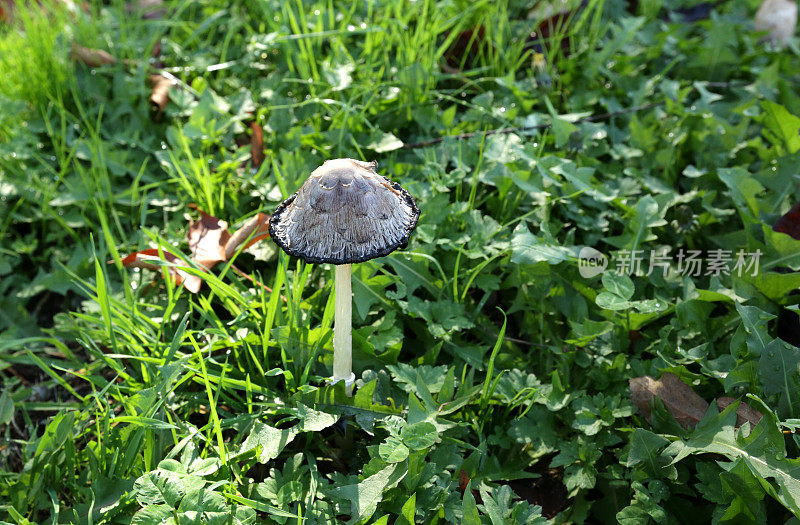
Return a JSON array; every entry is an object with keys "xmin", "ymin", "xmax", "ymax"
[{"xmin": 333, "ymin": 263, "xmax": 355, "ymax": 395}]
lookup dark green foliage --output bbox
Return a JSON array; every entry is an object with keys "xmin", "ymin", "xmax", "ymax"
[{"xmin": 4, "ymin": 0, "xmax": 800, "ymax": 523}]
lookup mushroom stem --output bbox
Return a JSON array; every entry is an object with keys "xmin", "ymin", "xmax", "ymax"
[{"xmin": 333, "ymin": 263, "xmax": 354, "ymax": 395}]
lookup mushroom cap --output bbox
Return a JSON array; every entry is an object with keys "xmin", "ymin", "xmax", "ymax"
[{"xmin": 268, "ymin": 158, "xmax": 420, "ymax": 264}]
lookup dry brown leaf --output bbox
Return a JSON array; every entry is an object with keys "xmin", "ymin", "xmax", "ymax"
[
  {"xmin": 126, "ymin": 0, "xmax": 165, "ymax": 19},
  {"xmin": 149, "ymin": 74, "xmax": 173, "ymax": 114},
  {"xmin": 0, "ymin": 0, "xmax": 15, "ymax": 23},
  {"xmin": 119, "ymin": 210, "xmax": 272, "ymax": 294},
  {"xmin": 187, "ymin": 211, "xmax": 231, "ymax": 270},
  {"xmin": 225, "ymin": 213, "xmax": 270, "ymax": 259},
  {"xmin": 629, "ymin": 372, "xmax": 709, "ymax": 429},
  {"xmin": 717, "ymin": 396, "xmax": 764, "ymax": 428},
  {"xmin": 250, "ymin": 121, "xmax": 265, "ymax": 168},
  {"xmin": 70, "ymin": 45, "xmax": 117, "ymax": 67},
  {"xmin": 118, "ymin": 249, "xmax": 201, "ymax": 293}
]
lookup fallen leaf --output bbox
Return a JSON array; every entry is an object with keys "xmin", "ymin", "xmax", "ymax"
[
  {"xmin": 149, "ymin": 74, "xmax": 173, "ymax": 115},
  {"xmin": 119, "ymin": 210, "xmax": 272, "ymax": 293},
  {"xmin": 525, "ymin": 6, "xmax": 581, "ymax": 57},
  {"xmin": 70, "ymin": 45, "xmax": 117, "ymax": 67},
  {"xmin": 118, "ymin": 249, "xmax": 201, "ymax": 293},
  {"xmin": 458, "ymin": 469, "xmax": 470, "ymax": 492},
  {"xmin": 773, "ymin": 202, "xmax": 800, "ymax": 240},
  {"xmin": 187, "ymin": 211, "xmax": 231, "ymax": 269},
  {"xmin": 443, "ymin": 26, "xmax": 491, "ymax": 72},
  {"xmin": 629, "ymin": 372, "xmax": 709, "ymax": 429},
  {"xmin": 716, "ymin": 396, "xmax": 764, "ymax": 428},
  {"xmin": 250, "ymin": 121, "xmax": 265, "ymax": 168},
  {"xmin": 126, "ymin": 0, "xmax": 165, "ymax": 20},
  {"xmin": 225, "ymin": 212, "xmax": 270, "ymax": 259},
  {"xmin": 0, "ymin": 0, "xmax": 14, "ymax": 23}
]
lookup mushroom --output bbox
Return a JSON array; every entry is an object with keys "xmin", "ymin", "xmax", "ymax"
[{"xmin": 268, "ymin": 158, "xmax": 419, "ymax": 395}]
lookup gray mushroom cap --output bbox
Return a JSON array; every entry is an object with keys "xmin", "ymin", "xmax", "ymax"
[{"xmin": 268, "ymin": 158, "xmax": 420, "ymax": 264}]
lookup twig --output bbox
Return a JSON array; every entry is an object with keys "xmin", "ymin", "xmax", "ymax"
[
  {"xmin": 402, "ymin": 79, "xmax": 751, "ymax": 149},
  {"xmin": 402, "ymin": 102, "xmax": 663, "ymax": 149}
]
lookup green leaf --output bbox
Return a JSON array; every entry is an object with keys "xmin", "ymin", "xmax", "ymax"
[
  {"xmin": 596, "ymin": 291, "xmax": 632, "ymax": 311},
  {"xmin": 737, "ymin": 304, "xmax": 776, "ymax": 357},
  {"xmin": 401, "ymin": 421, "xmax": 438, "ymax": 450},
  {"xmin": 328, "ymin": 464, "xmax": 406, "ymax": 523},
  {"xmin": 0, "ymin": 389, "xmax": 14, "ymax": 425},
  {"xmin": 718, "ymin": 458, "xmax": 768, "ymax": 523},
  {"xmin": 552, "ymin": 117, "xmax": 578, "ymax": 148},
  {"xmin": 761, "ymin": 100, "xmax": 800, "ymax": 154},
  {"xmin": 295, "ymin": 403, "xmax": 340, "ymax": 432},
  {"xmin": 759, "ymin": 338, "xmax": 800, "ymax": 418},
  {"xmin": 177, "ymin": 489, "xmax": 228, "ymax": 525},
  {"xmin": 511, "ymin": 226, "xmax": 577, "ymax": 265},
  {"xmin": 133, "ymin": 461, "xmax": 205, "ymax": 507},
  {"xmin": 378, "ymin": 435, "xmax": 410, "ymax": 463},
  {"xmin": 240, "ymin": 422, "xmax": 299, "ymax": 464},
  {"xmin": 665, "ymin": 402, "xmax": 800, "ymax": 516},
  {"xmin": 462, "ymin": 484, "xmax": 481, "ymax": 525},
  {"xmin": 546, "ymin": 370, "xmax": 571, "ymax": 411},
  {"xmin": 718, "ymin": 167, "xmax": 765, "ymax": 217},
  {"xmin": 624, "ymin": 429, "xmax": 676, "ymax": 480},
  {"xmin": 367, "ymin": 131, "xmax": 404, "ymax": 152},
  {"xmin": 396, "ymin": 493, "xmax": 416, "ymax": 525},
  {"xmin": 387, "ymin": 363, "xmax": 448, "ymax": 394},
  {"xmin": 322, "ymin": 60, "xmax": 355, "ymax": 91},
  {"xmin": 603, "ymin": 271, "xmax": 634, "ymax": 299},
  {"xmin": 131, "ymin": 504, "xmax": 175, "ymax": 525},
  {"xmin": 616, "ymin": 481, "xmax": 668, "ymax": 525}
]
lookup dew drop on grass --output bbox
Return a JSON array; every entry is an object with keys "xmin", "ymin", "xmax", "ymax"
[
  {"xmin": 314, "ymin": 9, "xmax": 320, "ymax": 15},
  {"xmin": 360, "ymin": 22, "xmax": 367, "ymax": 29},
  {"xmin": 347, "ymin": 24, "xmax": 355, "ymax": 31}
]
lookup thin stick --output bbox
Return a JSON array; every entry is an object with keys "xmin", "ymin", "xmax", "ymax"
[{"xmin": 402, "ymin": 102, "xmax": 663, "ymax": 149}]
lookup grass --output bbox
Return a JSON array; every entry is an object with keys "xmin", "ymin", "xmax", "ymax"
[{"xmin": 4, "ymin": 0, "xmax": 800, "ymax": 523}]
